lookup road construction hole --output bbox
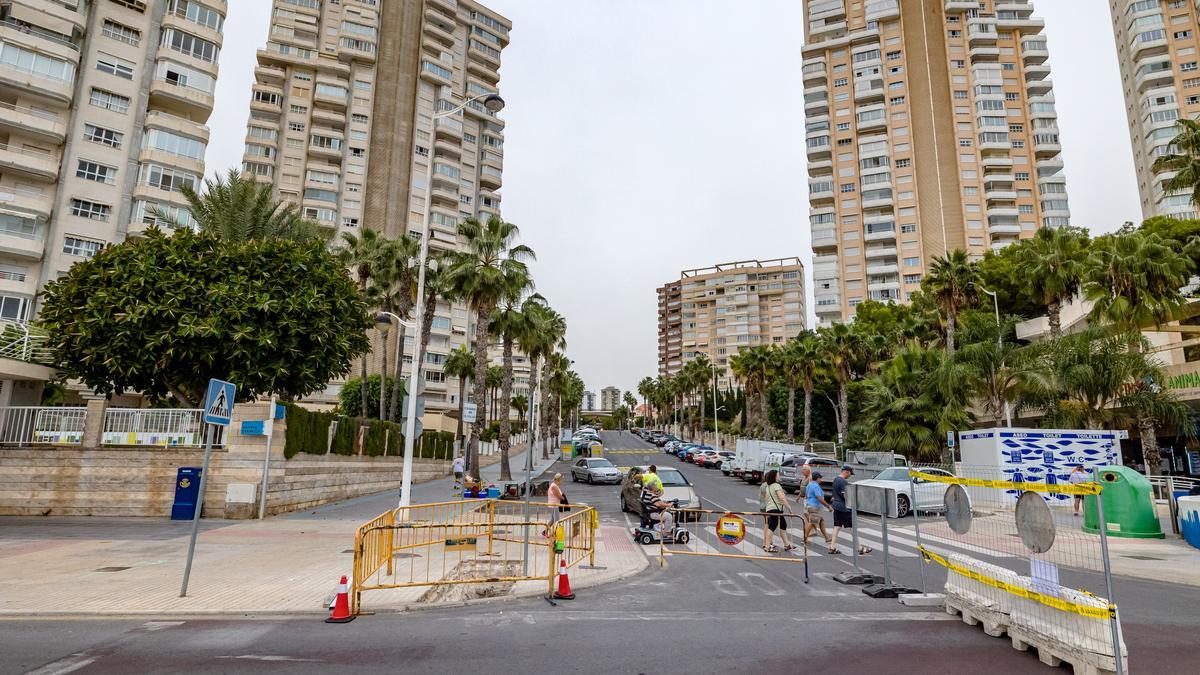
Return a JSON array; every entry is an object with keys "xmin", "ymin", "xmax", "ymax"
[
  {"xmin": 95, "ymin": 566, "xmax": 131, "ymax": 572},
  {"xmin": 416, "ymin": 560, "xmax": 522, "ymax": 604}
]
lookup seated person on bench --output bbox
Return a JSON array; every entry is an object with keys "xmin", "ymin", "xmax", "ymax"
[{"xmin": 639, "ymin": 482, "xmax": 674, "ymax": 534}]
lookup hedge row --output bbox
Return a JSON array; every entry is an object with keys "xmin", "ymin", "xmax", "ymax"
[{"xmin": 283, "ymin": 403, "xmax": 456, "ymax": 460}]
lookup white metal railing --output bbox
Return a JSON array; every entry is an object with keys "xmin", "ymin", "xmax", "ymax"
[
  {"xmin": 0, "ymin": 406, "xmax": 85, "ymax": 445},
  {"xmin": 103, "ymin": 408, "xmax": 223, "ymax": 447},
  {"xmin": 1148, "ymin": 474, "xmax": 1200, "ymax": 501},
  {"xmin": 0, "ymin": 319, "xmax": 53, "ymax": 365}
]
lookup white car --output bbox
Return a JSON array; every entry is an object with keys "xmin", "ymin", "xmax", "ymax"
[{"xmin": 853, "ymin": 466, "xmax": 960, "ymax": 518}]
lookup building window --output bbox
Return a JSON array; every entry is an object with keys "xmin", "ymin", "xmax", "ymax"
[
  {"xmin": 901, "ymin": 223, "xmax": 916, "ymax": 233},
  {"xmin": 289, "ymin": 104, "xmax": 308, "ymax": 114},
  {"xmin": 70, "ymin": 199, "xmax": 111, "ymax": 221},
  {"xmin": 903, "ymin": 257, "xmax": 920, "ymax": 267},
  {"xmin": 101, "ymin": 20, "xmax": 141, "ymax": 46},
  {"xmin": 0, "ymin": 41, "xmax": 76, "ymax": 84},
  {"xmin": 139, "ymin": 164, "xmax": 198, "ymax": 193},
  {"xmin": 144, "ymin": 129, "xmax": 206, "ymax": 160},
  {"xmin": 834, "ymin": 77, "xmax": 848, "ymax": 87},
  {"xmin": 89, "ymin": 88, "xmax": 130, "ymax": 114},
  {"xmin": 161, "ymin": 28, "xmax": 220, "ymax": 63},
  {"xmin": 76, "ymin": 160, "xmax": 116, "ymax": 185},
  {"xmin": 167, "ymin": 0, "xmax": 225, "ymax": 32},
  {"xmin": 63, "ymin": 236, "xmax": 103, "ymax": 258},
  {"xmin": 83, "ymin": 124, "xmax": 123, "ymax": 148},
  {"xmin": 96, "ymin": 52, "xmax": 135, "ymax": 79},
  {"xmin": 895, "ymin": 158, "xmax": 911, "ymax": 168}
]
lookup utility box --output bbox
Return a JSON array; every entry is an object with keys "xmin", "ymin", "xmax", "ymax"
[
  {"xmin": 1083, "ymin": 466, "xmax": 1164, "ymax": 539},
  {"xmin": 170, "ymin": 467, "xmax": 202, "ymax": 520}
]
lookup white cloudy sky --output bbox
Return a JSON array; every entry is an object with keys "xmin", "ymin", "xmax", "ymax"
[{"xmin": 205, "ymin": 1, "xmax": 1141, "ymax": 400}]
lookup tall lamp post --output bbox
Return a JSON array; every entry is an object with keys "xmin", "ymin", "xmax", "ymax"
[
  {"xmin": 980, "ymin": 287, "xmax": 1012, "ymax": 427},
  {"xmin": 399, "ymin": 92, "xmax": 505, "ymax": 509},
  {"xmin": 709, "ymin": 359, "xmax": 720, "ymax": 449},
  {"xmin": 376, "ymin": 311, "xmax": 415, "ymax": 419}
]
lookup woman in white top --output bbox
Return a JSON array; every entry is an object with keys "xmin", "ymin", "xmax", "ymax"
[{"xmin": 759, "ymin": 469, "xmax": 797, "ymax": 553}]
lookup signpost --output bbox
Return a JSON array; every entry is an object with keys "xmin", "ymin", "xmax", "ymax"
[
  {"xmin": 258, "ymin": 396, "xmax": 278, "ymax": 520},
  {"xmin": 180, "ymin": 378, "xmax": 235, "ymax": 597},
  {"xmin": 462, "ymin": 402, "xmax": 477, "ymax": 424}
]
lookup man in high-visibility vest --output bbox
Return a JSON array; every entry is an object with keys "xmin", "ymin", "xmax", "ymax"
[{"xmin": 641, "ymin": 464, "xmax": 663, "ymax": 492}]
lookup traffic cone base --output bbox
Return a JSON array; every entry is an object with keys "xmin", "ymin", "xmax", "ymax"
[
  {"xmin": 553, "ymin": 558, "xmax": 575, "ymax": 600},
  {"xmin": 326, "ymin": 575, "xmax": 356, "ymax": 623}
]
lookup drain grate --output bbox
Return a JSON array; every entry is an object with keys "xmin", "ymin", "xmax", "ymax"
[
  {"xmin": 95, "ymin": 566, "xmax": 131, "ymax": 572},
  {"xmin": 1121, "ymin": 555, "xmax": 1164, "ymax": 561}
]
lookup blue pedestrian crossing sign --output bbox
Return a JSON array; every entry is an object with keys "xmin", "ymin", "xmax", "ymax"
[{"xmin": 203, "ymin": 379, "xmax": 236, "ymax": 426}]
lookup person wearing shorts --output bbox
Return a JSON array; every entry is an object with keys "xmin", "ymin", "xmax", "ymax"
[
  {"xmin": 804, "ymin": 472, "xmax": 833, "ymax": 546},
  {"xmin": 828, "ymin": 465, "xmax": 871, "ymax": 555},
  {"xmin": 758, "ymin": 469, "xmax": 796, "ymax": 553},
  {"xmin": 1069, "ymin": 465, "xmax": 1087, "ymax": 516}
]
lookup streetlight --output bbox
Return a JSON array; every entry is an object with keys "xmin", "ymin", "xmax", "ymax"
[
  {"xmin": 709, "ymin": 360, "xmax": 721, "ymax": 450},
  {"xmin": 400, "ymin": 92, "xmax": 505, "ymax": 509},
  {"xmin": 376, "ymin": 312, "xmax": 415, "ymax": 423},
  {"xmin": 979, "ymin": 287, "xmax": 1012, "ymax": 427}
]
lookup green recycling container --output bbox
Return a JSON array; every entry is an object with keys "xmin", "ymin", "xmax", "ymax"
[{"xmin": 1082, "ymin": 465, "xmax": 1164, "ymax": 539}]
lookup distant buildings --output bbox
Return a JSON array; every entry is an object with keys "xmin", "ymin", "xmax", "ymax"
[
  {"xmin": 657, "ymin": 258, "xmax": 806, "ymax": 388},
  {"xmin": 583, "ymin": 390, "xmax": 596, "ymax": 411},
  {"xmin": 600, "ymin": 386, "xmax": 621, "ymax": 411}
]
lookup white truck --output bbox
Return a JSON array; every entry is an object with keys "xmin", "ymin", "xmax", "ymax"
[{"xmin": 734, "ymin": 439, "xmax": 809, "ymax": 484}]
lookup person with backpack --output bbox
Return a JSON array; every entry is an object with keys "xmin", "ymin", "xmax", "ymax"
[{"xmin": 759, "ymin": 469, "xmax": 797, "ymax": 553}]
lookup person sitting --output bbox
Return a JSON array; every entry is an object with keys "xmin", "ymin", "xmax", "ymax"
[{"xmin": 639, "ymin": 482, "xmax": 675, "ymax": 535}]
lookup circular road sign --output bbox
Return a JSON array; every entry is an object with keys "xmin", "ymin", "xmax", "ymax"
[{"xmin": 716, "ymin": 513, "xmax": 746, "ymax": 546}]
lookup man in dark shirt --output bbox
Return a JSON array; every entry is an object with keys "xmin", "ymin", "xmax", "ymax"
[{"xmin": 829, "ymin": 465, "xmax": 871, "ymax": 556}]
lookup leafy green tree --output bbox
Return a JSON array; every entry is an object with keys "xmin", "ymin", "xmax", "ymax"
[
  {"xmin": 975, "ymin": 244, "xmax": 1045, "ymax": 319},
  {"xmin": 339, "ymin": 374, "xmax": 406, "ymax": 419},
  {"xmin": 1016, "ymin": 226, "xmax": 1089, "ymax": 338},
  {"xmin": 158, "ymin": 168, "xmax": 324, "ymax": 243},
  {"xmin": 923, "ymin": 249, "xmax": 980, "ymax": 355},
  {"xmin": 1152, "ymin": 118, "xmax": 1200, "ymax": 206},
  {"xmin": 446, "ymin": 217, "xmax": 534, "ymax": 472},
  {"xmin": 1137, "ymin": 216, "xmax": 1200, "ymax": 268},
  {"xmin": 39, "ymin": 228, "xmax": 371, "ymax": 406}
]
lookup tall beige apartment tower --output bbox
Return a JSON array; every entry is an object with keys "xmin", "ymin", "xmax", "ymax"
[
  {"xmin": 803, "ymin": 0, "xmax": 1069, "ymax": 325},
  {"xmin": 0, "ymin": 0, "xmax": 224, "ymax": 321},
  {"xmin": 657, "ymin": 258, "xmax": 807, "ymax": 388},
  {"xmin": 243, "ymin": 0, "xmax": 509, "ymax": 413},
  {"xmin": 1109, "ymin": 0, "xmax": 1200, "ymax": 219}
]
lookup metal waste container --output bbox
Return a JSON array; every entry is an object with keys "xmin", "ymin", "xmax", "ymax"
[
  {"xmin": 171, "ymin": 467, "xmax": 202, "ymax": 520},
  {"xmin": 1082, "ymin": 465, "xmax": 1164, "ymax": 539}
]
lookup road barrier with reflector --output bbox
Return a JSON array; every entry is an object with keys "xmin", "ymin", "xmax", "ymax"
[{"xmin": 661, "ymin": 507, "xmax": 811, "ymax": 581}]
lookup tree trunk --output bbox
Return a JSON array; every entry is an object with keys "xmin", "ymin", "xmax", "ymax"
[
  {"xmin": 388, "ymin": 322, "xmax": 407, "ymax": 422},
  {"xmin": 786, "ymin": 386, "xmax": 796, "ymax": 441},
  {"xmin": 379, "ymin": 329, "xmax": 388, "ymax": 420},
  {"xmin": 416, "ymin": 293, "xmax": 437, "ymax": 384},
  {"xmin": 1047, "ymin": 297, "xmax": 1062, "ymax": 339},
  {"xmin": 467, "ymin": 303, "xmax": 493, "ymax": 477},
  {"xmin": 946, "ymin": 308, "xmax": 957, "ymax": 356},
  {"xmin": 838, "ymin": 376, "xmax": 849, "ymax": 443},
  {"xmin": 1139, "ymin": 414, "xmax": 1160, "ymax": 475},
  {"xmin": 541, "ymin": 360, "xmax": 552, "ymax": 458},
  {"xmin": 802, "ymin": 385, "xmax": 812, "ymax": 448},
  {"xmin": 455, "ymin": 377, "xmax": 466, "ymax": 454}
]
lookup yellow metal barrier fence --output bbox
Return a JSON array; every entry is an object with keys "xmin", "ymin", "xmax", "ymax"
[
  {"xmin": 659, "ymin": 508, "xmax": 812, "ymax": 578},
  {"xmin": 350, "ymin": 499, "xmax": 597, "ymax": 615}
]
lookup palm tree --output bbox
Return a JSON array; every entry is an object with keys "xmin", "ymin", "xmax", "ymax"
[
  {"xmin": 415, "ymin": 251, "xmax": 451, "ymax": 389},
  {"xmin": 490, "ymin": 283, "xmax": 536, "ymax": 481},
  {"xmin": 923, "ymin": 249, "xmax": 980, "ymax": 355},
  {"xmin": 546, "ymin": 351, "xmax": 572, "ymax": 445},
  {"xmin": 637, "ymin": 376, "xmax": 654, "ymax": 427},
  {"xmin": 957, "ymin": 333, "xmax": 1048, "ymax": 427},
  {"xmin": 775, "ymin": 341, "xmax": 802, "ymax": 441},
  {"xmin": 511, "ymin": 394, "xmax": 528, "ymax": 430},
  {"xmin": 485, "ymin": 364, "xmax": 504, "ymax": 428},
  {"xmin": 817, "ymin": 323, "xmax": 862, "ymax": 444},
  {"xmin": 792, "ymin": 331, "xmax": 823, "ymax": 448},
  {"xmin": 444, "ymin": 217, "xmax": 534, "ymax": 473},
  {"xmin": 154, "ymin": 168, "xmax": 323, "ymax": 242},
  {"xmin": 1015, "ymin": 226, "xmax": 1088, "ymax": 338},
  {"xmin": 1152, "ymin": 118, "xmax": 1200, "ymax": 206},
  {"xmin": 338, "ymin": 228, "xmax": 389, "ymax": 423},
  {"xmin": 365, "ymin": 235, "xmax": 421, "ymax": 421},
  {"xmin": 443, "ymin": 345, "xmax": 475, "ymax": 452},
  {"xmin": 516, "ymin": 298, "xmax": 566, "ymax": 459},
  {"xmin": 729, "ymin": 346, "xmax": 773, "ymax": 437},
  {"xmin": 1038, "ymin": 330, "xmax": 1154, "ymax": 431},
  {"xmin": 623, "ymin": 391, "xmax": 638, "ymax": 428}
]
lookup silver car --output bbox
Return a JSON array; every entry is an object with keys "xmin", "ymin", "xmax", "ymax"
[{"xmin": 570, "ymin": 457, "xmax": 623, "ymax": 484}]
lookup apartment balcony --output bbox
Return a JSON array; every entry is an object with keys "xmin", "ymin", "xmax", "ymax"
[
  {"xmin": 866, "ymin": 262, "xmax": 899, "ymax": 275},
  {"xmin": 944, "ymin": 0, "xmax": 979, "ymax": 10},
  {"xmin": 427, "ymin": 0, "xmax": 458, "ymax": 14},
  {"xmin": 434, "ymin": 116, "xmax": 463, "ymax": 140},
  {"xmin": 308, "ymin": 106, "xmax": 342, "ymax": 128},
  {"xmin": 814, "ymin": 293, "xmax": 842, "ymax": 311},
  {"xmin": 809, "ymin": 20, "xmax": 847, "ymax": 39},
  {"xmin": 983, "ymin": 170, "xmax": 1014, "ymax": 186},
  {"xmin": 0, "ymin": 215, "xmax": 45, "ymax": 260},
  {"xmin": 854, "ymin": 78, "xmax": 885, "ymax": 103},
  {"xmin": 148, "ymin": 78, "xmax": 215, "ymax": 120},
  {"xmin": 864, "ymin": 225, "xmax": 896, "ymax": 243},
  {"xmin": 856, "ymin": 115, "xmax": 886, "ymax": 132},
  {"xmin": 1026, "ymin": 77, "xmax": 1053, "ymax": 96},
  {"xmin": 804, "ymin": 89, "xmax": 830, "ymax": 115},
  {"xmin": 969, "ymin": 45, "xmax": 1001, "ymax": 61},
  {"xmin": 420, "ymin": 61, "xmax": 455, "ymax": 87},
  {"xmin": 998, "ymin": 16, "xmax": 1044, "ymax": 33},
  {"xmin": 865, "ymin": 0, "xmax": 899, "ymax": 21},
  {"xmin": 966, "ymin": 19, "xmax": 998, "ymax": 46},
  {"xmin": 862, "ymin": 192, "xmax": 894, "ymax": 209},
  {"xmin": 1033, "ymin": 136, "xmax": 1061, "ymax": 157},
  {"xmin": 1021, "ymin": 39, "xmax": 1048, "ymax": 65},
  {"xmin": 985, "ymin": 188, "xmax": 1018, "ymax": 202},
  {"xmin": 0, "ymin": 19, "xmax": 81, "ymax": 65},
  {"xmin": 988, "ymin": 221, "xmax": 1022, "ymax": 236},
  {"xmin": 1024, "ymin": 64, "xmax": 1050, "ymax": 82},
  {"xmin": 867, "ymin": 278, "xmax": 900, "ymax": 292},
  {"xmin": 0, "ymin": 101, "xmax": 66, "ymax": 144},
  {"xmin": 808, "ymin": 158, "xmax": 833, "ymax": 173},
  {"xmin": 809, "ymin": 181, "xmax": 834, "ymax": 202},
  {"xmin": 314, "ymin": 87, "xmax": 349, "ymax": 111},
  {"xmin": 0, "ymin": 143, "xmax": 57, "ymax": 182},
  {"xmin": 466, "ymin": 57, "xmax": 500, "ymax": 84},
  {"xmin": 864, "ymin": 245, "xmax": 897, "ymax": 260},
  {"xmin": 424, "ymin": 11, "xmax": 455, "ymax": 46},
  {"xmin": 811, "ymin": 226, "xmax": 837, "ymax": 249},
  {"xmin": 978, "ymin": 155, "xmax": 1012, "ymax": 171},
  {"xmin": 308, "ymin": 143, "xmax": 344, "ymax": 161},
  {"xmin": 0, "ymin": 185, "xmax": 51, "ymax": 220},
  {"xmin": 986, "ymin": 205, "xmax": 1020, "ymax": 219},
  {"xmin": 0, "ymin": 54, "xmax": 74, "ymax": 105},
  {"xmin": 249, "ymin": 97, "xmax": 282, "ymax": 117},
  {"xmin": 254, "ymin": 65, "xmax": 285, "ymax": 85},
  {"xmin": 1130, "ymin": 34, "xmax": 1168, "ymax": 60},
  {"xmin": 802, "ymin": 58, "xmax": 827, "ymax": 84}
]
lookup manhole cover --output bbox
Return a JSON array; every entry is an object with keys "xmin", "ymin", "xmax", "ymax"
[
  {"xmin": 95, "ymin": 566, "xmax": 130, "ymax": 572},
  {"xmin": 1121, "ymin": 555, "xmax": 1164, "ymax": 561}
]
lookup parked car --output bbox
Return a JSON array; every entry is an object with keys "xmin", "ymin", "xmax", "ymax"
[
  {"xmin": 664, "ymin": 440, "xmax": 684, "ymax": 455},
  {"xmin": 707, "ymin": 451, "xmax": 735, "ymax": 469},
  {"xmin": 695, "ymin": 449, "xmax": 721, "ymax": 467},
  {"xmin": 854, "ymin": 466, "xmax": 960, "ymax": 518},
  {"xmin": 620, "ymin": 466, "xmax": 700, "ymax": 517},
  {"xmin": 779, "ymin": 455, "xmax": 842, "ymax": 494},
  {"xmin": 570, "ymin": 457, "xmax": 623, "ymax": 484},
  {"xmin": 680, "ymin": 445, "xmax": 712, "ymax": 463}
]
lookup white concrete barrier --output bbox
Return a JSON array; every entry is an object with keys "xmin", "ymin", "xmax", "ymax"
[{"xmin": 944, "ymin": 552, "xmax": 1020, "ymax": 616}]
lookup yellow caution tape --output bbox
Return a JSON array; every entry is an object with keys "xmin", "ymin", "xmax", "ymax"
[
  {"xmin": 908, "ymin": 470, "xmax": 1102, "ymax": 496},
  {"xmin": 918, "ymin": 546, "xmax": 1116, "ymax": 620}
]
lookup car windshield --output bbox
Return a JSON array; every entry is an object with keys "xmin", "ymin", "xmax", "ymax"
[
  {"xmin": 588, "ymin": 459, "xmax": 614, "ymax": 468},
  {"xmin": 874, "ymin": 467, "xmax": 910, "ymax": 481},
  {"xmin": 656, "ymin": 468, "xmax": 688, "ymax": 486}
]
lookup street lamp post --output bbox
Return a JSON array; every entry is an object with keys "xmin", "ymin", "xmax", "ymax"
[
  {"xmin": 378, "ymin": 312, "xmax": 415, "ymax": 502},
  {"xmin": 980, "ymin": 287, "xmax": 1012, "ymax": 427},
  {"xmin": 399, "ymin": 93, "xmax": 505, "ymax": 509},
  {"xmin": 710, "ymin": 360, "xmax": 720, "ymax": 449}
]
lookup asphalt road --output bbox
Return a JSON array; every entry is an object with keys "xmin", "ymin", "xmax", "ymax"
[{"xmin": 6, "ymin": 431, "xmax": 1198, "ymax": 674}]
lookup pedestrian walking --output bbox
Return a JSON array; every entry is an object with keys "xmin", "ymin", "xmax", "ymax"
[
  {"xmin": 1069, "ymin": 464, "xmax": 1088, "ymax": 516},
  {"xmin": 828, "ymin": 466, "xmax": 870, "ymax": 556},
  {"xmin": 795, "ymin": 465, "xmax": 813, "ymax": 504},
  {"xmin": 543, "ymin": 473, "xmax": 569, "ymax": 538},
  {"xmin": 452, "ymin": 454, "xmax": 465, "ymax": 483},
  {"xmin": 803, "ymin": 472, "xmax": 833, "ymax": 547},
  {"xmin": 759, "ymin": 469, "xmax": 797, "ymax": 553}
]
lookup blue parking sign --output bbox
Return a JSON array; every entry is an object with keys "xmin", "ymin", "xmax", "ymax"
[{"xmin": 203, "ymin": 379, "xmax": 236, "ymax": 426}]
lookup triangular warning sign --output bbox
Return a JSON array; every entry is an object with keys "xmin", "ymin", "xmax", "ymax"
[{"xmin": 208, "ymin": 387, "xmax": 230, "ymax": 419}]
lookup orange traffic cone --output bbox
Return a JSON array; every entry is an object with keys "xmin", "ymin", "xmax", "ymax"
[
  {"xmin": 325, "ymin": 575, "xmax": 355, "ymax": 623},
  {"xmin": 553, "ymin": 558, "xmax": 575, "ymax": 600}
]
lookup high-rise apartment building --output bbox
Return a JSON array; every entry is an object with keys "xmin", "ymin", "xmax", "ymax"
[
  {"xmin": 1109, "ymin": 0, "xmax": 1200, "ymax": 219},
  {"xmin": 583, "ymin": 390, "xmax": 595, "ymax": 411},
  {"xmin": 600, "ymin": 386, "xmax": 621, "ymax": 412},
  {"xmin": 656, "ymin": 258, "xmax": 806, "ymax": 388},
  {"xmin": 0, "ymin": 0, "xmax": 224, "ymax": 325},
  {"xmin": 243, "ymin": 0, "xmax": 509, "ymax": 412},
  {"xmin": 802, "ymin": 0, "xmax": 1068, "ymax": 325}
]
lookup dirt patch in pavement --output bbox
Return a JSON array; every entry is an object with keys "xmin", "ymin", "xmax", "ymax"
[{"xmin": 416, "ymin": 560, "xmax": 526, "ymax": 604}]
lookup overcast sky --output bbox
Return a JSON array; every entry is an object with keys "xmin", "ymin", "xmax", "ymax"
[{"xmin": 205, "ymin": 1, "xmax": 1141, "ymax": 401}]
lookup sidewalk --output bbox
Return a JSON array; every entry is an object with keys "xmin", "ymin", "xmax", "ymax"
[{"xmin": 0, "ymin": 446, "xmax": 645, "ymax": 618}]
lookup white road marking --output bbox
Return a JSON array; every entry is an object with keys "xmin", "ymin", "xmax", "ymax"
[
  {"xmin": 141, "ymin": 621, "xmax": 184, "ymax": 632},
  {"xmin": 712, "ymin": 573, "xmax": 748, "ymax": 596},
  {"xmin": 25, "ymin": 654, "xmax": 97, "ymax": 675},
  {"xmin": 737, "ymin": 571, "xmax": 787, "ymax": 596},
  {"xmin": 216, "ymin": 655, "xmax": 323, "ymax": 663}
]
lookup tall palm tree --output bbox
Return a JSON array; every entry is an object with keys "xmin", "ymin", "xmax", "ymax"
[
  {"xmin": 792, "ymin": 331, "xmax": 824, "ymax": 448},
  {"xmin": 1152, "ymin": 118, "xmax": 1200, "ymax": 206},
  {"xmin": 511, "ymin": 394, "xmax": 528, "ymax": 430},
  {"xmin": 338, "ymin": 228, "xmax": 389, "ymax": 423},
  {"xmin": 623, "ymin": 391, "xmax": 638, "ymax": 428},
  {"xmin": 444, "ymin": 216, "xmax": 534, "ymax": 472},
  {"xmin": 1015, "ymin": 226, "xmax": 1088, "ymax": 338},
  {"xmin": 490, "ymin": 282, "xmax": 536, "ymax": 481},
  {"xmin": 923, "ymin": 249, "xmax": 980, "ymax": 355},
  {"xmin": 689, "ymin": 354, "xmax": 713, "ymax": 439},
  {"xmin": 443, "ymin": 345, "xmax": 475, "ymax": 452},
  {"xmin": 729, "ymin": 346, "xmax": 773, "ymax": 437},
  {"xmin": 516, "ymin": 298, "xmax": 566, "ymax": 458},
  {"xmin": 156, "ymin": 168, "xmax": 323, "ymax": 242},
  {"xmin": 546, "ymin": 351, "xmax": 572, "ymax": 444},
  {"xmin": 485, "ymin": 364, "xmax": 504, "ymax": 427},
  {"xmin": 775, "ymin": 341, "xmax": 802, "ymax": 441},
  {"xmin": 415, "ymin": 251, "xmax": 451, "ymax": 388},
  {"xmin": 637, "ymin": 376, "xmax": 654, "ymax": 426},
  {"xmin": 817, "ymin": 323, "xmax": 862, "ymax": 444},
  {"xmin": 365, "ymin": 235, "xmax": 421, "ymax": 421}
]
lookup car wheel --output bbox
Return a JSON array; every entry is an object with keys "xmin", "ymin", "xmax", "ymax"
[
  {"xmin": 896, "ymin": 494, "xmax": 912, "ymax": 519},
  {"xmin": 587, "ymin": 474, "xmax": 594, "ymax": 485},
  {"xmin": 571, "ymin": 472, "xmax": 579, "ymax": 483},
  {"xmin": 638, "ymin": 533, "xmax": 655, "ymax": 545},
  {"xmin": 620, "ymin": 496, "xmax": 629, "ymax": 512}
]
